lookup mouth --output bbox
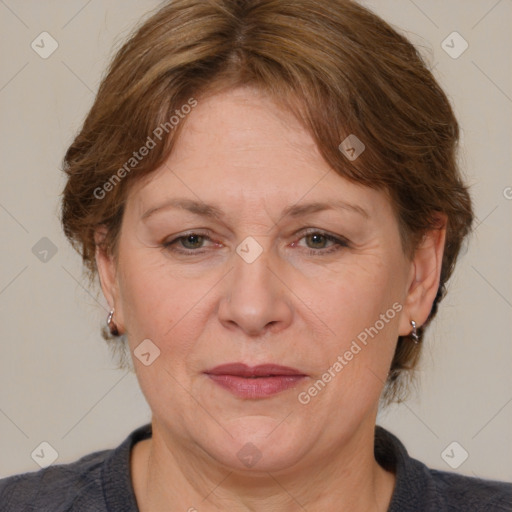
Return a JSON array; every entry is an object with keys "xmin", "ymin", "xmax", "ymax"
[{"xmin": 204, "ymin": 363, "xmax": 307, "ymax": 399}]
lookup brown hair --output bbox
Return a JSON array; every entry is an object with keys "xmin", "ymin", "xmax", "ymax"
[{"xmin": 61, "ymin": 0, "xmax": 473, "ymax": 403}]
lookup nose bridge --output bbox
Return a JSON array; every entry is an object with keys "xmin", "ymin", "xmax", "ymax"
[
  {"xmin": 235, "ymin": 236, "xmax": 272, "ymax": 283},
  {"xmin": 218, "ymin": 235, "xmax": 292, "ymax": 335},
  {"xmin": 231, "ymin": 235, "xmax": 276, "ymax": 305}
]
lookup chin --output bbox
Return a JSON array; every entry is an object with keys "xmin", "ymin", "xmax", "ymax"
[{"xmin": 200, "ymin": 415, "xmax": 309, "ymax": 473}]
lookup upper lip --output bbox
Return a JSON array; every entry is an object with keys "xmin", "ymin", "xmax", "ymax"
[{"xmin": 205, "ymin": 363, "xmax": 306, "ymax": 377}]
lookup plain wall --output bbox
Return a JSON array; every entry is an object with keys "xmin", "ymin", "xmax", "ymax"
[{"xmin": 0, "ymin": 0, "xmax": 511, "ymax": 481}]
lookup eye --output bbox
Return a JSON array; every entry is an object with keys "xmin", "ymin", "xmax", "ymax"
[
  {"xmin": 162, "ymin": 229, "xmax": 349, "ymax": 256},
  {"xmin": 294, "ymin": 230, "xmax": 349, "ymax": 255},
  {"xmin": 162, "ymin": 231, "xmax": 216, "ymax": 254},
  {"xmin": 177, "ymin": 233, "xmax": 207, "ymax": 250}
]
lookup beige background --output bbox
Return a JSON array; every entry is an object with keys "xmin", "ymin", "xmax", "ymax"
[{"xmin": 0, "ymin": 0, "xmax": 511, "ymax": 481}]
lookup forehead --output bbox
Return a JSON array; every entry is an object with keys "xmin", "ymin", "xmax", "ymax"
[
  {"xmin": 127, "ymin": 87, "xmax": 389, "ymax": 221},
  {"xmin": 169, "ymin": 87, "xmax": 323, "ymax": 177}
]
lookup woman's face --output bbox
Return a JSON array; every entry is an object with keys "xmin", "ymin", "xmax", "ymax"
[{"xmin": 101, "ymin": 87, "xmax": 419, "ymax": 471}]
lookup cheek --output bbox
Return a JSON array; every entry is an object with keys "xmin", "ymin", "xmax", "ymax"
[
  {"xmin": 307, "ymin": 258, "xmax": 404, "ymax": 388},
  {"xmin": 299, "ymin": 270, "xmax": 401, "ymax": 415},
  {"xmin": 117, "ymin": 248, "xmax": 216, "ymax": 358},
  {"xmin": 317, "ymin": 261, "xmax": 397, "ymax": 334},
  {"xmin": 117, "ymin": 259, "xmax": 205, "ymax": 408}
]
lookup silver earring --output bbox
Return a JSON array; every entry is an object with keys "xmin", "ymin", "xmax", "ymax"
[
  {"xmin": 107, "ymin": 309, "xmax": 119, "ymax": 336},
  {"xmin": 410, "ymin": 320, "xmax": 419, "ymax": 344}
]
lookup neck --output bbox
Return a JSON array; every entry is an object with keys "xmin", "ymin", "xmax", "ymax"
[{"xmin": 131, "ymin": 418, "xmax": 395, "ymax": 512}]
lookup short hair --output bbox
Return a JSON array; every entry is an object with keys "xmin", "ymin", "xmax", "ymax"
[{"xmin": 60, "ymin": 0, "xmax": 473, "ymax": 403}]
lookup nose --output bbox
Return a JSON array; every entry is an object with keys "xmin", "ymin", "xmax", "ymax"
[{"xmin": 217, "ymin": 241, "xmax": 293, "ymax": 337}]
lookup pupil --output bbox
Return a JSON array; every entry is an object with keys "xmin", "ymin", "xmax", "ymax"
[
  {"xmin": 308, "ymin": 234, "xmax": 325, "ymax": 248},
  {"xmin": 184, "ymin": 234, "xmax": 202, "ymax": 248}
]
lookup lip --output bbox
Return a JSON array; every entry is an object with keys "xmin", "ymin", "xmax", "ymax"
[
  {"xmin": 206, "ymin": 363, "xmax": 305, "ymax": 377},
  {"xmin": 204, "ymin": 363, "xmax": 307, "ymax": 399}
]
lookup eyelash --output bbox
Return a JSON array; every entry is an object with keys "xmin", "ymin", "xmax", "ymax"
[{"xmin": 162, "ymin": 229, "xmax": 349, "ymax": 256}]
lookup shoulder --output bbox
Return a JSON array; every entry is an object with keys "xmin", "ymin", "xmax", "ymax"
[
  {"xmin": 428, "ymin": 467, "xmax": 512, "ymax": 510},
  {"xmin": 375, "ymin": 426, "xmax": 512, "ymax": 511},
  {"xmin": 0, "ymin": 448, "xmax": 111, "ymax": 512},
  {"xmin": 0, "ymin": 423, "xmax": 151, "ymax": 512}
]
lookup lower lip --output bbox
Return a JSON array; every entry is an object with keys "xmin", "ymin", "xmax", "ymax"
[{"xmin": 206, "ymin": 374, "xmax": 306, "ymax": 399}]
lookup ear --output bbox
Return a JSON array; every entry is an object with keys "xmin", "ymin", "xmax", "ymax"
[
  {"xmin": 398, "ymin": 214, "xmax": 447, "ymax": 337},
  {"xmin": 95, "ymin": 226, "xmax": 124, "ymax": 331}
]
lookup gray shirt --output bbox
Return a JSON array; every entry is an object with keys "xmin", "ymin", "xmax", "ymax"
[{"xmin": 1, "ymin": 423, "xmax": 510, "ymax": 511}]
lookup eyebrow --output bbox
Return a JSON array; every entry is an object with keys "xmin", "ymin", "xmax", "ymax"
[{"xmin": 140, "ymin": 198, "xmax": 369, "ymax": 221}]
